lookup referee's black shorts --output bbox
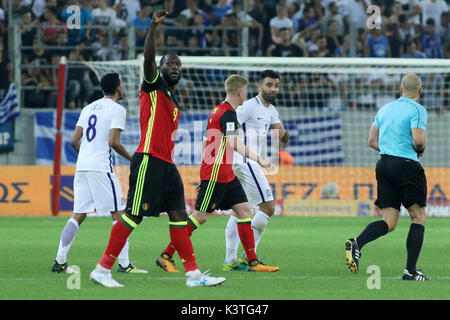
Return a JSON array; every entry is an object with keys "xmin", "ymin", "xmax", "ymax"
[
  {"xmin": 375, "ymin": 154, "xmax": 427, "ymax": 211},
  {"xmin": 125, "ymin": 153, "xmax": 185, "ymax": 217},
  {"xmin": 195, "ymin": 177, "xmax": 248, "ymax": 213}
]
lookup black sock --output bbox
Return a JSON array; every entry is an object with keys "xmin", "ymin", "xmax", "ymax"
[
  {"xmin": 406, "ymin": 223, "xmax": 425, "ymax": 274},
  {"xmin": 356, "ymin": 220, "xmax": 389, "ymax": 249}
]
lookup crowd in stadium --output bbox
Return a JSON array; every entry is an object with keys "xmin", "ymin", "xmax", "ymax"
[{"xmin": 1, "ymin": 0, "xmax": 450, "ymax": 109}]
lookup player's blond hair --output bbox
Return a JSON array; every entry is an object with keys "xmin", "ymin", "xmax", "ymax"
[{"xmin": 224, "ymin": 74, "xmax": 248, "ymax": 95}]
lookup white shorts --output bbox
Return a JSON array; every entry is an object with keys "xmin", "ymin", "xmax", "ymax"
[
  {"xmin": 73, "ymin": 171, "xmax": 125, "ymax": 214},
  {"xmin": 232, "ymin": 162, "xmax": 274, "ymax": 208}
]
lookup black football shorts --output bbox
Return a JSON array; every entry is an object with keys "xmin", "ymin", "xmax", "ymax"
[
  {"xmin": 195, "ymin": 177, "xmax": 248, "ymax": 213},
  {"xmin": 125, "ymin": 153, "xmax": 185, "ymax": 217},
  {"xmin": 375, "ymin": 154, "xmax": 427, "ymax": 211}
]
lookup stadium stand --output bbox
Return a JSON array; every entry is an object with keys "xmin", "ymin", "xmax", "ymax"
[{"xmin": 1, "ymin": 0, "xmax": 450, "ymax": 110}]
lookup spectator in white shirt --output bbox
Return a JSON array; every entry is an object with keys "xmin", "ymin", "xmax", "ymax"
[
  {"xmin": 439, "ymin": 11, "xmax": 450, "ymax": 44},
  {"xmin": 321, "ymin": 1, "xmax": 345, "ymax": 37},
  {"xmin": 420, "ymin": 0, "xmax": 448, "ymax": 28},
  {"xmin": 270, "ymin": 3, "xmax": 294, "ymax": 44},
  {"xmin": 92, "ymin": 0, "xmax": 117, "ymax": 27},
  {"xmin": 20, "ymin": 0, "xmax": 46, "ymax": 18},
  {"xmin": 396, "ymin": 0, "xmax": 421, "ymax": 25},
  {"xmin": 114, "ymin": 0, "xmax": 140, "ymax": 25},
  {"xmin": 341, "ymin": 0, "xmax": 368, "ymax": 30},
  {"xmin": 180, "ymin": 0, "xmax": 205, "ymax": 20},
  {"xmin": 398, "ymin": 13, "xmax": 416, "ymax": 42}
]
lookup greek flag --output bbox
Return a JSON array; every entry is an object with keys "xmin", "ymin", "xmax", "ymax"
[
  {"xmin": 115, "ymin": 114, "xmax": 208, "ymax": 166},
  {"xmin": 34, "ymin": 111, "xmax": 79, "ymax": 165},
  {"xmin": 35, "ymin": 111, "xmax": 343, "ymax": 166},
  {"xmin": 0, "ymin": 83, "xmax": 20, "ymax": 124},
  {"xmin": 283, "ymin": 115, "xmax": 344, "ymax": 165},
  {"xmin": 35, "ymin": 111, "xmax": 148, "ymax": 166}
]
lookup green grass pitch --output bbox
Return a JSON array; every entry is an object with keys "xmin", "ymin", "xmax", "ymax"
[{"xmin": 1, "ymin": 215, "xmax": 450, "ymax": 300}]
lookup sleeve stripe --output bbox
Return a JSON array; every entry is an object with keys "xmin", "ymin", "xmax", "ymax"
[{"xmin": 143, "ymin": 69, "xmax": 159, "ymax": 84}]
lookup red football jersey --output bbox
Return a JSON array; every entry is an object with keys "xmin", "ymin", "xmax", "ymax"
[
  {"xmin": 135, "ymin": 71, "xmax": 180, "ymax": 164},
  {"xmin": 200, "ymin": 101, "xmax": 240, "ymax": 183}
]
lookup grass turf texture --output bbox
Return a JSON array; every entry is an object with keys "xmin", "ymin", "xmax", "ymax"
[{"xmin": 1, "ymin": 216, "xmax": 450, "ymax": 300}]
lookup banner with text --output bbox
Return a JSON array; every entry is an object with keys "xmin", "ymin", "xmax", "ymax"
[{"xmin": 1, "ymin": 166, "xmax": 449, "ymax": 216}]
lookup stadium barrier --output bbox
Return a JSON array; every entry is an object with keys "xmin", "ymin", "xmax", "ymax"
[{"xmin": 1, "ymin": 166, "xmax": 449, "ymax": 217}]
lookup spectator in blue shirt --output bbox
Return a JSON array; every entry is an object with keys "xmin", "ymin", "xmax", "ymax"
[
  {"xmin": 61, "ymin": 0, "xmax": 92, "ymax": 45},
  {"xmin": 213, "ymin": 0, "xmax": 231, "ymax": 20},
  {"xmin": 365, "ymin": 28, "xmax": 391, "ymax": 58},
  {"xmin": 439, "ymin": 12, "xmax": 450, "ymax": 47},
  {"xmin": 296, "ymin": 6, "xmax": 318, "ymax": 33},
  {"xmin": 403, "ymin": 40, "xmax": 427, "ymax": 58},
  {"xmin": 421, "ymin": 18, "xmax": 444, "ymax": 58},
  {"xmin": 131, "ymin": 2, "xmax": 152, "ymax": 47}
]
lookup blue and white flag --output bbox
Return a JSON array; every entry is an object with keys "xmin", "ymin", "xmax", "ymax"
[
  {"xmin": 35, "ymin": 111, "xmax": 145, "ymax": 166},
  {"xmin": 173, "ymin": 113, "xmax": 208, "ymax": 166},
  {"xmin": 35, "ymin": 111, "xmax": 79, "ymax": 165},
  {"xmin": 0, "ymin": 83, "xmax": 20, "ymax": 124},
  {"xmin": 283, "ymin": 115, "xmax": 344, "ymax": 166},
  {"xmin": 35, "ymin": 112, "xmax": 343, "ymax": 166},
  {"xmin": 115, "ymin": 114, "xmax": 208, "ymax": 166}
]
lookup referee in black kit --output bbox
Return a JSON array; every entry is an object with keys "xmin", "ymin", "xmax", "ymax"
[{"xmin": 345, "ymin": 73, "xmax": 430, "ymax": 281}]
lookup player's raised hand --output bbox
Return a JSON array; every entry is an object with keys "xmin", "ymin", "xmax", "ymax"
[{"xmin": 152, "ymin": 9, "xmax": 169, "ymax": 24}]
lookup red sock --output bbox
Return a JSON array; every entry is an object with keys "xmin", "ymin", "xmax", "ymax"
[
  {"xmin": 164, "ymin": 221, "xmax": 196, "ymax": 258},
  {"xmin": 99, "ymin": 220, "xmax": 133, "ymax": 270},
  {"xmin": 169, "ymin": 225, "xmax": 198, "ymax": 272},
  {"xmin": 237, "ymin": 219, "xmax": 258, "ymax": 262}
]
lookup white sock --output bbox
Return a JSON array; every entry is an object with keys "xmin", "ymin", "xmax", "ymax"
[
  {"xmin": 224, "ymin": 215, "xmax": 240, "ymax": 263},
  {"xmin": 56, "ymin": 218, "xmax": 79, "ymax": 264},
  {"xmin": 186, "ymin": 269, "xmax": 200, "ymax": 278},
  {"xmin": 252, "ymin": 210, "xmax": 270, "ymax": 252},
  {"xmin": 96, "ymin": 264, "xmax": 110, "ymax": 273},
  {"xmin": 113, "ymin": 220, "xmax": 130, "ymax": 267}
]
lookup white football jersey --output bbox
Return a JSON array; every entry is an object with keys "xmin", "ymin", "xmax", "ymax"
[
  {"xmin": 234, "ymin": 96, "xmax": 281, "ymax": 165},
  {"xmin": 75, "ymin": 97, "xmax": 126, "ymax": 172}
]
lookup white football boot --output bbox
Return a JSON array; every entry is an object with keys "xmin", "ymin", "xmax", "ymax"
[
  {"xmin": 90, "ymin": 264, "xmax": 124, "ymax": 288},
  {"xmin": 186, "ymin": 269, "xmax": 226, "ymax": 287}
]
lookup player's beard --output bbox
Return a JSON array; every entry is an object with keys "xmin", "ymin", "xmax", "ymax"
[
  {"xmin": 162, "ymin": 70, "xmax": 181, "ymax": 86},
  {"xmin": 117, "ymin": 90, "xmax": 123, "ymax": 101},
  {"xmin": 261, "ymin": 89, "xmax": 277, "ymax": 103}
]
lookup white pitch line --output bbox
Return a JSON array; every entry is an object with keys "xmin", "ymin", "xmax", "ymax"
[{"xmin": 1, "ymin": 275, "xmax": 450, "ymax": 281}]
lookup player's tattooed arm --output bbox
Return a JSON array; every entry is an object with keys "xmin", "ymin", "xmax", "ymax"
[
  {"xmin": 71, "ymin": 126, "xmax": 83, "ymax": 153},
  {"xmin": 143, "ymin": 9, "xmax": 168, "ymax": 83}
]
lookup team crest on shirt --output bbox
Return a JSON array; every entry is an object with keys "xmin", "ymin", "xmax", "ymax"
[{"xmin": 142, "ymin": 203, "xmax": 150, "ymax": 211}]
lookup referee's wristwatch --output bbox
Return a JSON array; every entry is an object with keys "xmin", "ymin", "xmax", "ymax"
[{"xmin": 413, "ymin": 146, "xmax": 425, "ymax": 157}]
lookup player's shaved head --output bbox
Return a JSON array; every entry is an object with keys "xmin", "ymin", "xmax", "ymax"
[
  {"xmin": 160, "ymin": 52, "xmax": 179, "ymax": 66},
  {"xmin": 400, "ymin": 73, "xmax": 422, "ymax": 97},
  {"xmin": 159, "ymin": 52, "xmax": 182, "ymax": 86}
]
